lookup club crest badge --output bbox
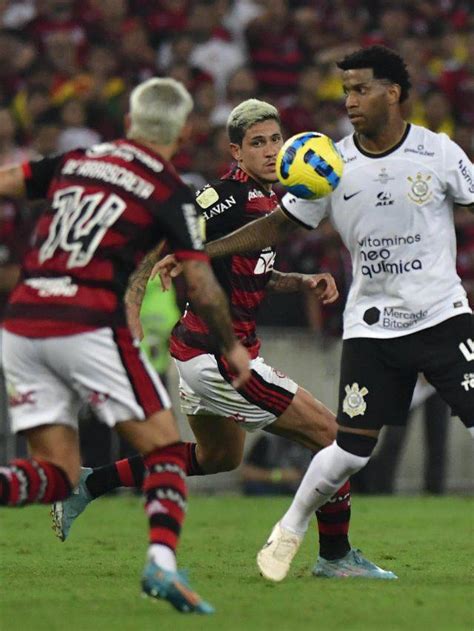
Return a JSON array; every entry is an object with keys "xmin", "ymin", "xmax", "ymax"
[
  {"xmin": 343, "ymin": 383, "xmax": 369, "ymax": 418},
  {"xmin": 407, "ymin": 173, "xmax": 432, "ymax": 204}
]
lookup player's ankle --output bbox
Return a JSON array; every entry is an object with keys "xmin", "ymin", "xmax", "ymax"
[
  {"xmin": 148, "ymin": 544, "xmax": 177, "ymax": 572},
  {"xmin": 318, "ymin": 534, "xmax": 350, "ymax": 561}
]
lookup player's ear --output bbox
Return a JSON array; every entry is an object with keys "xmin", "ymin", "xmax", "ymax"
[
  {"xmin": 388, "ymin": 83, "xmax": 401, "ymax": 105},
  {"xmin": 230, "ymin": 142, "xmax": 241, "ymax": 162}
]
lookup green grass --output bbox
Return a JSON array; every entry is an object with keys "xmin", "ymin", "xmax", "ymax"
[{"xmin": 1, "ymin": 495, "xmax": 473, "ymax": 631}]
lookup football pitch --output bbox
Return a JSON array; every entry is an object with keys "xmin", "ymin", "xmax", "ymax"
[{"xmin": 1, "ymin": 495, "xmax": 472, "ymax": 631}]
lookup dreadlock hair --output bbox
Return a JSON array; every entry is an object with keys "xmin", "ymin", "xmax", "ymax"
[{"xmin": 337, "ymin": 46, "xmax": 411, "ymax": 103}]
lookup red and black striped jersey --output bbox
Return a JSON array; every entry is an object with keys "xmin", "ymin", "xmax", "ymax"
[
  {"xmin": 4, "ymin": 139, "xmax": 207, "ymax": 337},
  {"xmin": 170, "ymin": 165, "xmax": 278, "ymax": 361}
]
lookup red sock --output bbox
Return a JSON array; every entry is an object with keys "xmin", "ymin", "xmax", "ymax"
[
  {"xmin": 316, "ymin": 480, "xmax": 351, "ymax": 560},
  {"xmin": 0, "ymin": 459, "xmax": 71, "ymax": 506},
  {"xmin": 143, "ymin": 443, "xmax": 187, "ymax": 552}
]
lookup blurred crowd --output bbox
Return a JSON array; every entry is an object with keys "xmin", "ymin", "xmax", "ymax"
[
  {"xmin": 0, "ymin": 0, "xmax": 472, "ymax": 337},
  {"xmin": 0, "ymin": 0, "xmax": 472, "ymax": 491}
]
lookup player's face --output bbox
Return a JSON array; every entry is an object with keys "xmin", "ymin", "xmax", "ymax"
[
  {"xmin": 342, "ymin": 68, "xmax": 394, "ymax": 136},
  {"xmin": 230, "ymin": 120, "xmax": 283, "ymax": 188}
]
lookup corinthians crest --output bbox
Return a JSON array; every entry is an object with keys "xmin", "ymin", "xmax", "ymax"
[
  {"xmin": 407, "ymin": 172, "xmax": 432, "ymax": 204},
  {"xmin": 343, "ymin": 383, "xmax": 369, "ymax": 418}
]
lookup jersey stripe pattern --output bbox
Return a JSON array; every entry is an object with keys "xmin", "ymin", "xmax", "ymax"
[
  {"xmin": 112, "ymin": 326, "xmax": 169, "ymax": 416},
  {"xmin": 4, "ymin": 139, "xmax": 206, "ymax": 337},
  {"xmin": 170, "ymin": 166, "xmax": 278, "ymax": 361},
  {"xmin": 216, "ymin": 356, "xmax": 294, "ymax": 416}
]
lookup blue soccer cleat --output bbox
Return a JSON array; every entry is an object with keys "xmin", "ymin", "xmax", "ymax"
[
  {"xmin": 51, "ymin": 467, "xmax": 93, "ymax": 542},
  {"xmin": 141, "ymin": 561, "xmax": 215, "ymax": 614},
  {"xmin": 312, "ymin": 549, "xmax": 398, "ymax": 579}
]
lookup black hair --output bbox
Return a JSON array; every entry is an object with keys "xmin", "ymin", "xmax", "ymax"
[{"xmin": 337, "ymin": 46, "xmax": 411, "ymax": 103}]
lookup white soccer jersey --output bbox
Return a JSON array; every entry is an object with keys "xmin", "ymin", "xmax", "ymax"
[{"xmin": 281, "ymin": 124, "xmax": 473, "ymax": 339}]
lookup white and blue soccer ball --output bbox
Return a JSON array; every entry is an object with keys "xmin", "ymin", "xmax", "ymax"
[{"xmin": 276, "ymin": 131, "xmax": 344, "ymax": 200}]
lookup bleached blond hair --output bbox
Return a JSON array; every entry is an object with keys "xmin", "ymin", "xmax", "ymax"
[
  {"xmin": 128, "ymin": 78, "xmax": 193, "ymax": 145},
  {"xmin": 227, "ymin": 99, "xmax": 280, "ymax": 145}
]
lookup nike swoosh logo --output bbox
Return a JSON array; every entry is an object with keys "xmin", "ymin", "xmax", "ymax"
[{"xmin": 343, "ymin": 191, "xmax": 362, "ymax": 201}]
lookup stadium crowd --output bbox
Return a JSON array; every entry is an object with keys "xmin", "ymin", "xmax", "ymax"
[
  {"xmin": 0, "ymin": 0, "xmax": 473, "ymax": 470},
  {"xmin": 0, "ymin": 0, "xmax": 472, "ymax": 329}
]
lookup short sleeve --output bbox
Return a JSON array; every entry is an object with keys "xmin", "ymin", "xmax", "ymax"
[
  {"xmin": 280, "ymin": 192, "xmax": 330, "ymax": 229},
  {"xmin": 156, "ymin": 184, "xmax": 208, "ymax": 261},
  {"xmin": 442, "ymin": 135, "xmax": 473, "ymax": 206},
  {"xmin": 22, "ymin": 154, "xmax": 64, "ymax": 200}
]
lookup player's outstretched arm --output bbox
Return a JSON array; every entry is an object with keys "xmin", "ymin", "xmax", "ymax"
[
  {"xmin": 181, "ymin": 258, "xmax": 250, "ymax": 388},
  {"xmin": 153, "ymin": 207, "xmax": 299, "ymax": 288},
  {"xmin": 207, "ymin": 207, "xmax": 297, "ymax": 258},
  {"xmin": 0, "ymin": 165, "xmax": 27, "ymax": 199},
  {"xmin": 267, "ymin": 271, "xmax": 339, "ymax": 305},
  {"xmin": 125, "ymin": 240, "xmax": 166, "ymax": 339}
]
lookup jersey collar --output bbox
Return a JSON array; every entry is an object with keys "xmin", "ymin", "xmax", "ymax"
[
  {"xmin": 221, "ymin": 164, "xmax": 274, "ymax": 197},
  {"xmin": 221, "ymin": 164, "xmax": 250, "ymax": 182},
  {"xmin": 353, "ymin": 123, "xmax": 411, "ymax": 159}
]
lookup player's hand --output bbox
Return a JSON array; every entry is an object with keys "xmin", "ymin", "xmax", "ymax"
[
  {"xmin": 151, "ymin": 254, "xmax": 183, "ymax": 291},
  {"xmin": 126, "ymin": 301, "xmax": 144, "ymax": 341},
  {"xmin": 302, "ymin": 273, "xmax": 339, "ymax": 305},
  {"xmin": 223, "ymin": 342, "xmax": 251, "ymax": 389}
]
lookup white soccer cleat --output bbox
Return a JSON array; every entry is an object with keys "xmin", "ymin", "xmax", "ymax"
[{"xmin": 257, "ymin": 521, "xmax": 303, "ymax": 582}]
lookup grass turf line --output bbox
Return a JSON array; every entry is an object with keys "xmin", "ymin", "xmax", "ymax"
[{"xmin": 0, "ymin": 495, "xmax": 472, "ymax": 631}]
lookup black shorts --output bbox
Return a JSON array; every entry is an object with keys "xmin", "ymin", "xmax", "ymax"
[{"xmin": 337, "ymin": 314, "xmax": 474, "ymax": 430}]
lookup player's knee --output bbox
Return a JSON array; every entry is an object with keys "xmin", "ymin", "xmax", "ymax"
[
  {"xmin": 285, "ymin": 388, "xmax": 337, "ymax": 448},
  {"xmin": 332, "ymin": 430, "xmax": 377, "ymax": 477}
]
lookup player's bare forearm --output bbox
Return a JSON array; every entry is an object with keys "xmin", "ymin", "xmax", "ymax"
[
  {"xmin": 267, "ymin": 270, "xmax": 305, "ymax": 293},
  {"xmin": 268, "ymin": 270, "xmax": 339, "ymax": 304},
  {"xmin": 125, "ymin": 240, "xmax": 166, "ymax": 307},
  {"xmin": 182, "ymin": 259, "xmax": 236, "ymax": 352},
  {"xmin": 206, "ymin": 207, "xmax": 296, "ymax": 258},
  {"xmin": 0, "ymin": 165, "xmax": 26, "ymax": 199}
]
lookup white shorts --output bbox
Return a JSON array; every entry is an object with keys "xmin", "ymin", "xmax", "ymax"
[
  {"xmin": 175, "ymin": 354, "xmax": 298, "ymax": 432},
  {"xmin": 2, "ymin": 327, "xmax": 171, "ymax": 434}
]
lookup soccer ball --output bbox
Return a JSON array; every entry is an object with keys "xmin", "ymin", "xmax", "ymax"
[{"xmin": 276, "ymin": 131, "xmax": 344, "ymax": 200}]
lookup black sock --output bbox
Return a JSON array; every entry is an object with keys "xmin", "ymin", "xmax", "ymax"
[{"xmin": 85, "ymin": 455, "xmax": 145, "ymax": 498}]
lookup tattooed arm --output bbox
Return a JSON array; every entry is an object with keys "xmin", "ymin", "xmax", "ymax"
[
  {"xmin": 267, "ymin": 270, "xmax": 339, "ymax": 304},
  {"xmin": 125, "ymin": 243, "xmax": 250, "ymax": 386},
  {"xmin": 206, "ymin": 207, "xmax": 298, "ymax": 258},
  {"xmin": 153, "ymin": 207, "xmax": 300, "ymax": 289},
  {"xmin": 125, "ymin": 240, "xmax": 166, "ymax": 340}
]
